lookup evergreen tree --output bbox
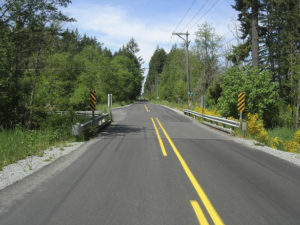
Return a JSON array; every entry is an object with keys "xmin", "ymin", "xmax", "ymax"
[{"xmin": 144, "ymin": 47, "xmax": 167, "ymax": 98}]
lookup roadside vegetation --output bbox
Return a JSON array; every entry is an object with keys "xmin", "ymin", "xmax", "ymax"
[
  {"xmin": 145, "ymin": 0, "xmax": 300, "ymax": 152},
  {"xmin": 0, "ymin": 113, "xmax": 88, "ymax": 170},
  {"xmin": 0, "ymin": 0, "xmax": 143, "ymax": 168},
  {"xmin": 150, "ymin": 100, "xmax": 186, "ymax": 111},
  {"xmin": 95, "ymin": 101, "xmax": 134, "ymax": 112}
]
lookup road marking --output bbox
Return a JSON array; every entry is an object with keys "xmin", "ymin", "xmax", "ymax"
[
  {"xmin": 144, "ymin": 104, "xmax": 150, "ymax": 112},
  {"xmin": 190, "ymin": 200, "xmax": 209, "ymax": 225},
  {"xmin": 151, "ymin": 117, "xmax": 167, "ymax": 157},
  {"xmin": 156, "ymin": 118, "xmax": 225, "ymax": 225}
]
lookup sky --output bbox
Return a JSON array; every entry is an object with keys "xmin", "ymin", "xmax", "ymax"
[{"xmin": 62, "ymin": 0, "xmax": 239, "ymax": 75}]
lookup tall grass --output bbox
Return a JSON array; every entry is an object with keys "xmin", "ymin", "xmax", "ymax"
[
  {"xmin": 267, "ymin": 127, "xmax": 295, "ymax": 141},
  {"xmin": 0, "ymin": 112, "xmax": 88, "ymax": 170},
  {"xmin": 0, "ymin": 127, "xmax": 75, "ymax": 170}
]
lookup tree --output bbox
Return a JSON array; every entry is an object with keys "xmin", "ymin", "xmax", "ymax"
[
  {"xmin": 144, "ymin": 47, "xmax": 167, "ymax": 98},
  {"xmin": 159, "ymin": 47, "xmax": 187, "ymax": 102},
  {"xmin": 251, "ymin": 0, "xmax": 259, "ymax": 68},
  {"xmin": 115, "ymin": 38, "xmax": 144, "ymax": 98},
  {"xmin": 0, "ymin": 0, "xmax": 73, "ymax": 127},
  {"xmin": 232, "ymin": 0, "xmax": 262, "ymax": 68},
  {"xmin": 193, "ymin": 22, "xmax": 222, "ymax": 105}
]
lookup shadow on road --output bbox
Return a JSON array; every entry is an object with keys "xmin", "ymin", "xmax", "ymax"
[{"xmin": 101, "ymin": 124, "xmax": 143, "ymax": 137}]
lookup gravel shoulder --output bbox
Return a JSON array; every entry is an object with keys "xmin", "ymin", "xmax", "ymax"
[
  {"xmin": 159, "ymin": 104, "xmax": 300, "ymax": 168},
  {"xmin": 0, "ymin": 137, "xmax": 103, "ymax": 215},
  {"xmin": 0, "ymin": 105, "xmax": 131, "ymax": 192},
  {"xmin": 0, "ymin": 142, "xmax": 84, "ymax": 191}
]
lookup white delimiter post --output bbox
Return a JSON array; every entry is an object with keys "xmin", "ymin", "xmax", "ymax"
[
  {"xmin": 239, "ymin": 111, "xmax": 243, "ymax": 129},
  {"xmin": 108, "ymin": 94, "xmax": 112, "ymax": 107},
  {"xmin": 108, "ymin": 94, "xmax": 112, "ymax": 120}
]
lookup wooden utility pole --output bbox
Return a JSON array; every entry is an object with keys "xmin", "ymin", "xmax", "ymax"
[
  {"xmin": 296, "ymin": 86, "xmax": 300, "ymax": 129},
  {"xmin": 172, "ymin": 32, "xmax": 191, "ymax": 108}
]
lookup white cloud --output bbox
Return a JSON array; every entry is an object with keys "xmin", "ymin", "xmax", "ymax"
[
  {"xmin": 63, "ymin": 2, "xmax": 237, "ymax": 72},
  {"xmin": 64, "ymin": 4, "xmax": 175, "ymax": 65}
]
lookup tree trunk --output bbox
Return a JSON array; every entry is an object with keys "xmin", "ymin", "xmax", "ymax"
[
  {"xmin": 251, "ymin": 0, "xmax": 259, "ymax": 68},
  {"xmin": 28, "ymin": 43, "xmax": 41, "ymax": 129},
  {"xmin": 296, "ymin": 87, "xmax": 300, "ymax": 129}
]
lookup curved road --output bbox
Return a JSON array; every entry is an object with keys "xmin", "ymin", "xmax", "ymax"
[{"xmin": 0, "ymin": 102, "xmax": 299, "ymax": 225}]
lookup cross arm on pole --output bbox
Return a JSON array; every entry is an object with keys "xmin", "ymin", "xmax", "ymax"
[{"xmin": 172, "ymin": 32, "xmax": 189, "ymax": 42}]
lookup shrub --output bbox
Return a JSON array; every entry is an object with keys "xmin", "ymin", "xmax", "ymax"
[
  {"xmin": 285, "ymin": 130, "xmax": 300, "ymax": 152},
  {"xmin": 270, "ymin": 137, "xmax": 281, "ymax": 149},
  {"xmin": 277, "ymin": 104, "xmax": 294, "ymax": 128},
  {"xmin": 217, "ymin": 66, "xmax": 279, "ymax": 128},
  {"xmin": 194, "ymin": 106, "xmax": 220, "ymax": 117},
  {"xmin": 283, "ymin": 140, "xmax": 299, "ymax": 153},
  {"xmin": 206, "ymin": 81, "xmax": 222, "ymax": 108},
  {"xmin": 248, "ymin": 113, "xmax": 269, "ymax": 144}
]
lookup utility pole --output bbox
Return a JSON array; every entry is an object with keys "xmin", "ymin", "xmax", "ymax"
[{"xmin": 172, "ymin": 31, "xmax": 191, "ymax": 108}]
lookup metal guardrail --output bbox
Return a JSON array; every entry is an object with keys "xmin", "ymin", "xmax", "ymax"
[
  {"xmin": 51, "ymin": 111, "xmax": 102, "ymax": 117},
  {"xmin": 72, "ymin": 113, "xmax": 110, "ymax": 136},
  {"xmin": 183, "ymin": 109, "xmax": 240, "ymax": 133}
]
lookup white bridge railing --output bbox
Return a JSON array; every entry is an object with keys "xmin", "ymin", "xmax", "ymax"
[{"xmin": 183, "ymin": 109, "xmax": 240, "ymax": 133}]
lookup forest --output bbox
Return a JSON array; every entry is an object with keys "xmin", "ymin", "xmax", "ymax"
[
  {"xmin": 0, "ymin": 0, "xmax": 143, "ymax": 129},
  {"xmin": 144, "ymin": 0, "xmax": 300, "ymax": 131}
]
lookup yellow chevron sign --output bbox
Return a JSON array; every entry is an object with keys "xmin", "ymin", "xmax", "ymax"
[
  {"xmin": 89, "ymin": 90, "xmax": 96, "ymax": 111},
  {"xmin": 238, "ymin": 92, "xmax": 245, "ymax": 112}
]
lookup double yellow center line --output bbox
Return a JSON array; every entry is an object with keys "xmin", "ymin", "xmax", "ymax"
[
  {"xmin": 151, "ymin": 117, "xmax": 225, "ymax": 225},
  {"xmin": 151, "ymin": 118, "xmax": 167, "ymax": 156},
  {"xmin": 144, "ymin": 104, "xmax": 150, "ymax": 112}
]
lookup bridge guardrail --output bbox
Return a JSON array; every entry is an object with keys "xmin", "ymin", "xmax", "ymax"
[
  {"xmin": 183, "ymin": 109, "xmax": 240, "ymax": 133},
  {"xmin": 72, "ymin": 113, "xmax": 110, "ymax": 136},
  {"xmin": 51, "ymin": 111, "xmax": 102, "ymax": 117}
]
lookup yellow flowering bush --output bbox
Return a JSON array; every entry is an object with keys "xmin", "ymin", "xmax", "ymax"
[
  {"xmin": 270, "ymin": 130, "xmax": 300, "ymax": 152},
  {"xmin": 283, "ymin": 140, "xmax": 299, "ymax": 153},
  {"xmin": 194, "ymin": 106, "xmax": 220, "ymax": 117},
  {"xmin": 294, "ymin": 130, "xmax": 300, "ymax": 143},
  {"xmin": 270, "ymin": 137, "xmax": 281, "ymax": 149},
  {"xmin": 283, "ymin": 130, "xmax": 300, "ymax": 152},
  {"xmin": 226, "ymin": 116, "xmax": 239, "ymax": 122},
  {"xmin": 247, "ymin": 113, "xmax": 269, "ymax": 144}
]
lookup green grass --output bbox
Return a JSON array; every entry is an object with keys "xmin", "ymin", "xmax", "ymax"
[
  {"xmin": 150, "ymin": 100, "xmax": 187, "ymax": 111},
  {"xmin": 0, "ymin": 112, "xmax": 89, "ymax": 170},
  {"xmin": 0, "ymin": 127, "xmax": 75, "ymax": 170},
  {"xmin": 267, "ymin": 127, "xmax": 295, "ymax": 141}
]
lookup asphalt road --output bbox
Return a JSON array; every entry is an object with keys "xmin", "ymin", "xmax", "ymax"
[{"xmin": 0, "ymin": 102, "xmax": 300, "ymax": 225}]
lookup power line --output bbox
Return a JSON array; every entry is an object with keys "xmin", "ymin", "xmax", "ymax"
[
  {"xmin": 180, "ymin": 0, "xmax": 209, "ymax": 32},
  {"xmin": 169, "ymin": 0, "xmax": 196, "ymax": 53},
  {"xmin": 173, "ymin": 0, "xmax": 197, "ymax": 32},
  {"xmin": 187, "ymin": 0, "xmax": 221, "ymax": 31}
]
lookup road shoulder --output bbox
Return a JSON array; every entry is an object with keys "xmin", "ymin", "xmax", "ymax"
[
  {"xmin": 0, "ymin": 137, "xmax": 101, "ymax": 214},
  {"xmin": 157, "ymin": 103, "xmax": 300, "ymax": 168}
]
